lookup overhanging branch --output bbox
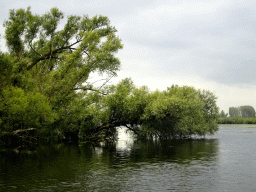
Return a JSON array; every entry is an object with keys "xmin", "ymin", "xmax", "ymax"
[{"xmin": 124, "ymin": 125, "xmax": 139, "ymax": 135}]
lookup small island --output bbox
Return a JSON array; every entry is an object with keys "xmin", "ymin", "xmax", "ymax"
[{"xmin": 0, "ymin": 7, "xmax": 219, "ymax": 149}]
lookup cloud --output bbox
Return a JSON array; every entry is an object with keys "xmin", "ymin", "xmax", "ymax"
[
  {"xmin": 112, "ymin": 0, "xmax": 256, "ymax": 87},
  {"xmin": 1, "ymin": 0, "xmax": 256, "ymax": 111}
]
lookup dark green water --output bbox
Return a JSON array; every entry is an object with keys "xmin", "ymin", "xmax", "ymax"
[{"xmin": 1, "ymin": 125, "xmax": 256, "ymax": 191}]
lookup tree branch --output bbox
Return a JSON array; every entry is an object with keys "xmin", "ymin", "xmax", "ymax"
[
  {"xmin": 27, "ymin": 40, "xmax": 81, "ymax": 70},
  {"xmin": 124, "ymin": 125, "xmax": 139, "ymax": 135},
  {"xmin": 72, "ymin": 87, "xmax": 107, "ymax": 95},
  {"xmin": 29, "ymin": 42, "xmax": 41, "ymax": 56},
  {"xmin": 98, "ymin": 76, "xmax": 113, "ymax": 90}
]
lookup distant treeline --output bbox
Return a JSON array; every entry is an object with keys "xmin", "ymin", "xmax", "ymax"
[
  {"xmin": 218, "ymin": 117, "xmax": 256, "ymax": 124},
  {"xmin": 219, "ymin": 105, "xmax": 256, "ymax": 124},
  {"xmin": 220, "ymin": 105, "xmax": 255, "ymax": 118}
]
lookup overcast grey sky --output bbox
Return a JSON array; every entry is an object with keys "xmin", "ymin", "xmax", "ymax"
[{"xmin": 1, "ymin": 0, "xmax": 256, "ymax": 113}]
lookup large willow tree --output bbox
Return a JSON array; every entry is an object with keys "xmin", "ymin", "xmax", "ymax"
[
  {"xmin": 1, "ymin": 7, "xmax": 219, "ymax": 143},
  {"xmin": 0, "ymin": 7, "xmax": 122, "ymax": 133}
]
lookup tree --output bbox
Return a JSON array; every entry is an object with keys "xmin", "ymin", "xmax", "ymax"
[
  {"xmin": 3, "ymin": 6, "xmax": 122, "ymax": 104},
  {"xmin": 88, "ymin": 81, "xmax": 219, "ymax": 140},
  {"xmin": 1, "ymin": 7, "xmax": 123, "ymax": 133},
  {"xmin": 220, "ymin": 110, "xmax": 228, "ymax": 117},
  {"xmin": 229, "ymin": 107, "xmax": 240, "ymax": 117},
  {"xmin": 1, "ymin": 7, "xmax": 219, "ymax": 143},
  {"xmin": 0, "ymin": 52, "xmax": 14, "ymax": 90},
  {"xmin": 228, "ymin": 106, "xmax": 255, "ymax": 117},
  {"xmin": 140, "ymin": 86, "xmax": 219, "ymax": 138},
  {"xmin": 77, "ymin": 78, "xmax": 149, "ymax": 140},
  {"xmin": 0, "ymin": 86, "xmax": 55, "ymax": 132},
  {"xmin": 240, "ymin": 106, "xmax": 255, "ymax": 117}
]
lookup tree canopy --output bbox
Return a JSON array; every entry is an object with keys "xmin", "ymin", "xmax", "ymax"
[
  {"xmin": 240, "ymin": 106, "xmax": 255, "ymax": 117},
  {"xmin": 228, "ymin": 106, "xmax": 255, "ymax": 117},
  {"xmin": 220, "ymin": 110, "xmax": 228, "ymax": 117},
  {"xmin": 0, "ymin": 7, "xmax": 122, "ymax": 133},
  {"xmin": 84, "ymin": 79, "xmax": 219, "ymax": 140},
  {"xmin": 0, "ymin": 7, "xmax": 219, "ymax": 143}
]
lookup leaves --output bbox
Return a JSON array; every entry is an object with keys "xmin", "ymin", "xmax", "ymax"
[
  {"xmin": 96, "ymin": 80, "xmax": 219, "ymax": 139},
  {"xmin": 1, "ymin": 7, "xmax": 122, "ymax": 135},
  {"xmin": 1, "ymin": 7, "xmax": 219, "ymax": 142},
  {"xmin": 0, "ymin": 86, "xmax": 54, "ymax": 131}
]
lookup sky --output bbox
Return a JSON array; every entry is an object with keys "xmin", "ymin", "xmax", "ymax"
[{"xmin": 1, "ymin": 0, "xmax": 256, "ymax": 113}]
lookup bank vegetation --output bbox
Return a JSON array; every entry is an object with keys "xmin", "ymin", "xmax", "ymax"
[{"xmin": 0, "ymin": 7, "xmax": 219, "ymax": 148}]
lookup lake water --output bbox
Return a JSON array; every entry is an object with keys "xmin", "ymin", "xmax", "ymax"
[{"xmin": 1, "ymin": 124, "xmax": 256, "ymax": 191}]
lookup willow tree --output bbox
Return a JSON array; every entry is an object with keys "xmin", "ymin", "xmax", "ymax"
[
  {"xmin": 139, "ymin": 85, "xmax": 219, "ymax": 139},
  {"xmin": 85, "ymin": 80, "xmax": 219, "ymax": 140},
  {"xmin": 1, "ymin": 7, "xmax": 122, "ymax": 132}
]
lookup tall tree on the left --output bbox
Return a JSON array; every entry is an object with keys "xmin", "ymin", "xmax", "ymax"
[{"xmin": 0, "ymin": 7, "xmax": 123, "ymax": 133}]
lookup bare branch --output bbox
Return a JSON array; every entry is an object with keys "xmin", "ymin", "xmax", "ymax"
[
  {"xmin": 27, "ymin": 40, "xmax": 82, "ymax": 70},
  {"xmin": 98, "ymin": 76, "xmax": 113, "ymax": 90},
  {"xmin": 124, "ymin": 125, "xmax": 139, "ymax": 135},
  {"xmin": 29, "ymin": 42, "xmax": 41, "ymax": 56},
  {"xmin": 72, "ymin": 87, "xmax": 107, "ymax": 95}
]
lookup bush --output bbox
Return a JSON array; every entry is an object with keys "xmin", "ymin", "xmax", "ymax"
[{"xmin": 218, "ymin": 117, "xmax": 256, "ymax": 124}]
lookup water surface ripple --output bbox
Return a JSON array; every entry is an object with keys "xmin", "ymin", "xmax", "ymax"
[{"xmin": 1, "ymin": 125, "xmax": 256, "ymax": 191}]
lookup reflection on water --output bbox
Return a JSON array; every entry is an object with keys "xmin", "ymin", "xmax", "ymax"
[{"xmin": 1, "ymin": 125, "xmax": 256, "ymax": 191}]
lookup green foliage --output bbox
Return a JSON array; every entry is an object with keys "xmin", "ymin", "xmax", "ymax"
[
  {"xmin": 240, "ymin": 106, "xmax": 255, "ymax": 117},
  {"xmin": 229, "ymin": 107, "xmax": 240, "ymax": 117},
  {"xmin": 0, "ymin": 86, "xmax": 55, "ymax": 132},
  {"xmin": 219, "ymin": 105, "xmax": 256, "ymax": 124},
  {"xmin": 3, "ymin": 7, "xmax": 122, "ymax": 105},
  {"xmin": 1, "ymin": 7, "xmax": 122, "ymax": 136},
  {"xmin": 103, "ymin": 78, "xmax": 138, "ymax": 125},
  {"xmin": 0, "ymin": 53, "xmax": 14, "ymax": 89},
  {"xmin": 228, "ymin": 106, "xmax": 255, "ymax": 117},
  {"xmin": 218, "ymin": 117, "xmax": 256, "ymax": 124},
  {"xmin": 140, "ymin": 85, "xmax": 219, "ymax": 138},
  {"xmin": 1, "ymin": 7, "xmax": 219, "ymax": 143},
  {"xmin": 95, "ymin": 80, "xmax": 219, "ymax": 139},
  {"xmin": 76, "ymin": 78, "xmax": 148, "ymax": 140},
  {"xmin": 220, "ymin": 110, "xmax": 228, "ymax": 117}
]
